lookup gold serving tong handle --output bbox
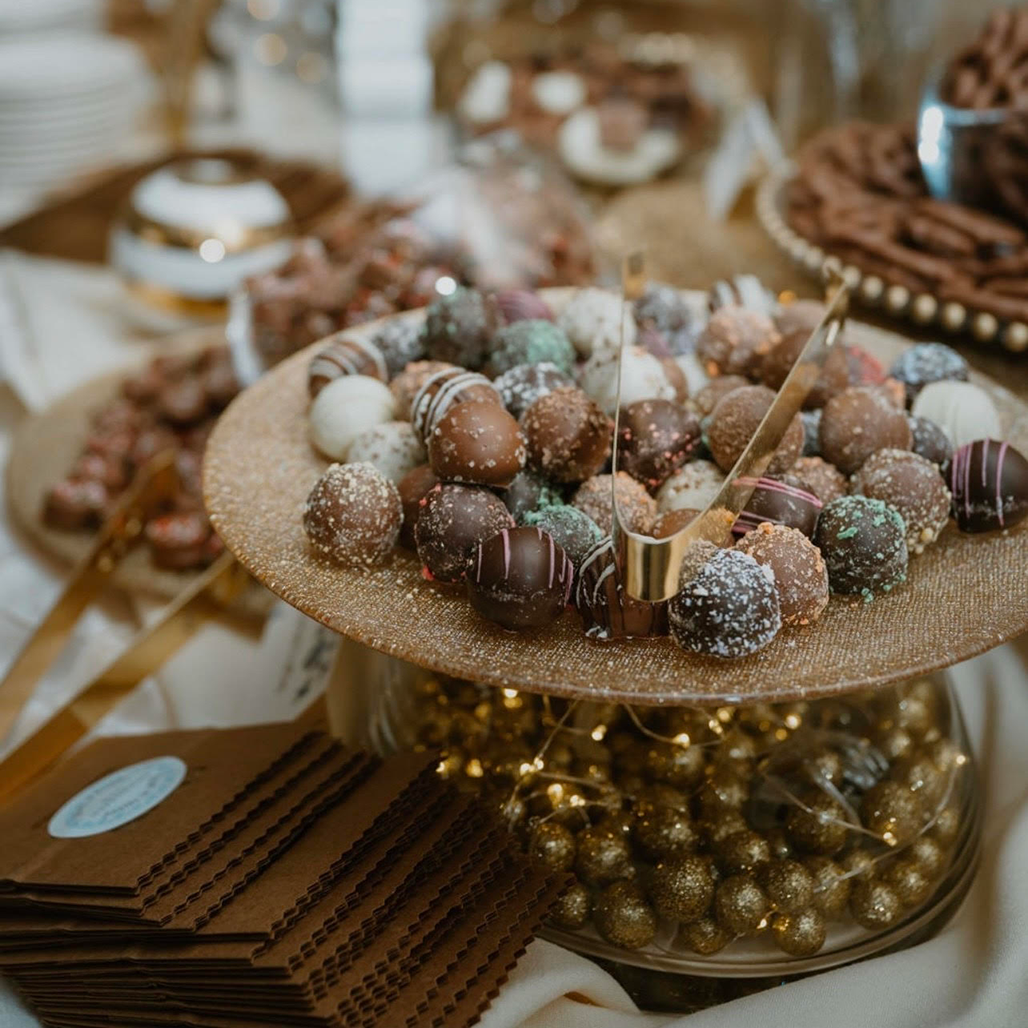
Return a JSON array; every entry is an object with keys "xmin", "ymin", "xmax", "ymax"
[
  {"xmin": 0, "ymin": 452, "xmax": 251, "ymax": 800},
  {"xmin": 611, "ymin": 254, "xmax": 850, "ymax": 602}
]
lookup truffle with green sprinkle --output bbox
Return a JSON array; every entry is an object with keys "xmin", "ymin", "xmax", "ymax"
[
  {"xmin": 523, "ymin": 503, "xmax": 603, "ymax": 570},
  {"xmin": 487, "ymin": 319, "xmax": 576, "ymax": 376}
]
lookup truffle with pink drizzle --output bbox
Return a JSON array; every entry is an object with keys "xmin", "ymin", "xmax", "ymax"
[{"xmin": 947, "ymin": 439, "xmax": 1028, "ymax": 532}]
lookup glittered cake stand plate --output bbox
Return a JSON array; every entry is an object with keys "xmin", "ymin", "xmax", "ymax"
[{"xmin": 203, "ymin": 289, "xmax": 1028, "ymax": 705}]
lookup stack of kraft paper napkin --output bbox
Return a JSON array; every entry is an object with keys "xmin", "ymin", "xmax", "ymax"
[{"xmin": 0, "ymin": 723, "xmax": 567, "ymax": 1028}]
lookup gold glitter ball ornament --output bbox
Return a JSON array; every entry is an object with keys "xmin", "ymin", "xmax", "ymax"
[
  {"xmin": 530, "ymin": 821, "xmax": 577, "ymax": 871},
  {"xmin": 594, "ymin": 881, "xmax": 658, "ymax": 950},
  {"xmin": 717, "ymin": 829, "xmax": 772, "ymax": 875},
  {"xmin": 787, "ymin": 793, "xmax": 851, "ymax": 854},
  {"xmin": 636, "ymin": 782, "xmax": 691, "ymax": 813},
  {"xmin": 703, "ymin": 810, "xmax": 748, "ymax": 846},
  {"xmin": 890, "ymin": 752, "xmax": 945, "ymax": 807},
  {"xmin": 698, "ymin": 767, "xmax": 750, "ymax": 817},
  {"xmin": 649, "ymin": 856, "xmax": 716, "ymax": 923},
  {"xmin": 895, "ymin": 696, "xmax": 934, "ymax": 738},
  {"xmin": 683, "ymin": 916, "xmax": 732, "ymax": 955},
  {"xmin": 861, "ymin": 781, "xmax": 924, "ymax": 846},
  {"xmin": 931, "ymin": 806, "xmax": 960, "ymax": 846},
  {"xmin": 909, "ymin": 835, "xmax": 947, "ymax": 878},
  {"xmin": 634, "ymin": 805, "xmax": 700, "ymax": 859},
  {"xmin": 802, "ymin": 748, "xmax": 844, "ymax": 786},
  {"xmin": 644, "ymin": 742, "xmax": 707, "ymax": 788},
  {"xmin": 883, "ymin": 858, "xmax": 934, "ymax": 908},
  {"xmin": 875, "ymin": 726, "xmax": 915, "ymax": 762},
  {"xmin": 714, "ymin": 874, "xmax": 771, "ymax": 935},
  {"xmin": 849, "ymin": 878, "xmax": 903, "ymax": 930},
  {"xmin": 575, "ymin": 824, "xmax": 635, "ymax": 886},
  {"xmin": 771, "ymin": 907, "xmax": 827, "ymax": 956},
  {"xmin": 551, "ymin": 880, "xmax": 592, "ymax": 929},
  {"xmin": 840, "ymin": 848, "xmax": 876, "ymax": 881},
  {"xmin": 601, "ymin": 810, "xmax": 636, "ymax": 839},
  {"xmin": 760, "ymin": 859, "xmax": 816, "ymax": 913},
  {"xmin": 803, "ymin": 856, "xmax": 851, "ymax": 918}
]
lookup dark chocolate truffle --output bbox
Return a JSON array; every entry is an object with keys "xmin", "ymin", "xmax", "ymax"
[
  {"xmin": 502, "ymin": 470, "xmax": 563, "ymax": 522},
  {"xmin": 415, "ymin": 483, "xmax": 514, "ymax": 582},
  {"xmin": 652, "ymin": 508, "xmax": 698, "ymax": 538},
  {"xmin": 468, "ymin": 526, "xmax": 573, "ymax": 630},
  {"xmin": 801, "ymin": 410, "xmax": 821, "ymax": 456},
  {"xmin": 634, "ymin": 283, "xmax": 699, "ymax": 356},
  {"xmin": 692, "ymin": 375, "xmax": 748, "ymax": 417},
  {"xmin": 307, "ymin": 334, "xmax": 388, "ymax": 397},
  {"xmin": 669, "ymin": 545, "xmax": 782, "ymax": 658},
  {"xmin": 819, "ymin": 386, "xmax": 912, "ymax": 474},
  {"xmin": 397, "ymin": 464, "xmax": 439, "ymax": 549},
  {"xmin": 814, "ymin": 495, "xmax": 908, "ymax": 598},
  {"xmin": 390, "ymin": 360, "xmax": 457, "ymax": 420},
  {"xmin": 947, "ymin": 439, "xmax": 1028, "ymax": 532},
  {"xmin": 523, "ymin": 503, "xmax": 603, "ymax": 569},
  {"xmin": 410, "ymin": 366, "xmax": 501, "ymax": 442},
  {"xmin": 760, "ymin": 328, "xmax": 850, "ymax": 409},
  {"xmin": 371, "ymin": 317, "xmax": 426, "ymax": 377},
  {"xmin": 522, "ymin": 387, "xmax": 613, "ymax": 484},
  {"xmin": 494, "ymin": 289, "xmax": 554, "ymax": 324},
  {"xmin": 852, "ymin": 449, "xmax": 951, "ymax": 554},
  {"xmin": 732, "ymin": 475, "xmax": 823, "ymax": 538},
  {"xmin": 146, "ymin": 512, "xmax": 214, "ymax": 570},
  {"xmin": 735, "ymin": 523, "xmax": 829, "ymax": 625},
  {"xmin": 575, "ymin": 537, "xmax": 668, "ymax": 639},
  {"xmin": 488, "ymin": 319, "xmax": 576, "ymax": 377},
  {"xmin": 792, "ymin": 456, "xmax": 849, "ymax": 505},
  {"xmin": 493, "ymin": 362, "xmax": 573, "ymax": 419},
  {"xmin": 889, "ymin": 343, "xmax": 969, "ymax": 405},
  {"xmin": 696, "ymin": 306, "xmax": 781, "ymax": 377},
  {"xmin": 303, "ymin": 462, "xmax": 402, "ymax": 567},
  {"xmin": 421, "ymin": 287, "xmax": 499, "ymax": 369},
  {"xmin": 43, "ymin": 477, "xmax": 108, "ymax": 530},
  {"xmin": 907, "ymin": 414, "xmax": 953, "ymax": 466},
  {"xmin": 572, "ymin": 472, "xmax": 657, "ymax": 535},
  {"xmin": 428, "ymin": 400, "xmax": 526, "ymax": 487},
  {"xmin": 707, "ymin": 385, "xmax": 805, "ymax": 476},
  {"xmin": 617, "ymin": 400, "xmax": 701, "ymax": 491}
]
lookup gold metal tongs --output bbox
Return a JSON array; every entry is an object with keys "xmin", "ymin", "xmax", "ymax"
[{"xmin": 611, "ymin": 255, "xmax": 850, "ymax": 602}]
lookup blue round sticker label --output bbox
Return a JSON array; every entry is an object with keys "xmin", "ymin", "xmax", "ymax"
[{"xmin": 47, "ymin": 756, "xmax": 188, "ymax": 839}]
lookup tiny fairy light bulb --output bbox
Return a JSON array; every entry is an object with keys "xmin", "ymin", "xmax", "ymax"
[
  {"xmin": 547, "ymin": 782, "xmax": 566, "ymax": 804},
  {"xmin": 673, "ymin": 732, "xmax": 691, "ymax": 747},
  {"xmin": 503, "ymin": 688, "xmax": 519, "ymax": 698},
  {"xmin": 784, "ymin": 712, "xmax": 802, "ymax": 730},
  {"xmin": 592, "ymin": 724, "xmax": 608, "ymax": 741},
  {"xmin": 465, "ymin": 758, "xmax": 485, "ymax": 778}
]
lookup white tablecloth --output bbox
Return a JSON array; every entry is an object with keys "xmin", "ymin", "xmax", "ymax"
[{"xmin": 1, "ymin": 252, "xmax": 1026, "ymax": 1028}]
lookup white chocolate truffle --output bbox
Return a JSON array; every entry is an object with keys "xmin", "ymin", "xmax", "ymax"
[
  {"xmin": 559, "ymin": 286, "xmax": 637, "ymax": 359},
  {"xmin": 458, "ymin": 60, "xmax": 512, "ymax": 125},
  {"xmin": 708, "ymin": 275, "xmax": 779, "ymax": 317},
  {"xmin": 531, "ymin": 70, "xmax": 586, "ymax": 115},
  {"xmin": 308, "ymin": 374, "xmax": 396, "ymax": 461},
  {"xmin": 673, "ymin": 353, "xmax": 710, "ymax": 397},
  {"xmin": 579, "ymin": 346, "xmax": 675, "ymax": 416},
  {"xmin": 346, "ymin": 421, "xmax": 426, "ymax": 484},
  {"xmin": 911, "ymin": 380, "xmax": 1000, "ymax": 449},
  {"xmin": 657, "ymin": 459, "xmax": 725, "ymax": 513}
]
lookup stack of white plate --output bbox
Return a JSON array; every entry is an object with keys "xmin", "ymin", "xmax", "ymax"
[
  {"xmin": 0, "ymin": 33, "xmax": 147, "ymax": 189},
  {"xmin": 0, "ymin": 0, "xmax": 102, "ymax": 33}
]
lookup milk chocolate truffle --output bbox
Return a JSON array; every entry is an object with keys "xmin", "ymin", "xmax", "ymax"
[
  {"xmin": 370, "ymin": 317, "xmax": 426, "ymax": 377},
  {"xmin": 523, "ymin": 387, "xmax": 613, "ymax": 484},
  {"xmin": 468, "ymin": 526, "xmax": 573, "ymax": 630},
  {"xmin": 947, "ymin": 439, "xmax": 1028, "ymax": 532},
  {"xmin": 792, "ymin": 456, "xmax": 849, "ymax": 505},
  {"xmin": 735, "ymin": 523, "xmax": 829, "ymax": 625},
  {"xmin": 775, "ymin": 299, "xmax": 830, "ymax": 339},
  {"xmin": 502, "ymin": 470, "xmax": 563, "ymax": 522},
  {"xmin": 669, "ymin": 545, "xmax": 782, "ymax": 658},
  {"xmin": 732, "ymin": 475, "xmax": 823, "ymax": 537},
  {"xmin": 303, "ymin": 462, "xmax": 402, "ymax": 567},
  {"xmin": 852, "ymin": 449, "xmax": 951, "ymax": 554},
  {"xmin": 410, "ymin": 366, "xmax": 501, "ymax": 442},
  {"xmin": 907, "ymin": 414, "xmax": 953, "ymax": 466},
  {"xmin": 707, "ymin": 385, "xmax": 805, "ymax": 476},
  {"xmin": 421, "ymin": 287, "xmax": 499, "ymax": 368},
  {"xmin": 428, "ymin": 400, "xmax": 526, "ymax": 487},
  {"xmin": 818, "ymin": 386, "xmax": 912, "ymax": 474},
  {"xmin": 523, "ymin": 503, "xmax": 603, "ymax": 568},
  {"xmin": 346, "ymin": 421, "xmax": 425, "ymax": 484},
  {"xmin": 617, "ymin": 400, "xmax": 701, "ymax": 491},
  {"xmin": 575, "ymin": 537, "xmax": 668, "ymax": 639},
  {"xmin": 696, "ymin": 305, "xmax": 780, "ymax": 377},
  {"xmin": 390, "ymin": 360, "xmax": 456, "ymax": 420},
  {"xmin": 693, "ymin": 375, "xmax": 748, "ymax": 417},
  {"xmin": 572, "ymin": 472, "xmax": 657, "ymax": 535},
  {"xmin": 415, "ymin": 483, "xmax": 514, "ymax": 581},
  {"xmin": 494, "ymin": 288, "xmax": 554, "ymax": 324},
  {"xmin": 652, "ymin": 508, "xmax": 698, "ymax": 538},
  {"xmin": 889, "ymin": 343, "xmax": 969, "ymax": 405},
  {"xmin": 307, "ymin": 334, "xmax": 388, "ymax": 397},
  {"xmin": 43, "ymin": 478, "xmax": 108, "ymax": 530},
  {"xmin": 489, "ymin": 319, "xmax": 576, "ymax": 376},
  {"xmin": 657, "ymin": 460, "xmax": 725, "ymax": 513},
  {"xmin": 397, "ymin": 464, "xmax": 438, "ymax": 549},
  {"xmin": 760, "ymin": 327, "xmax": 850, "ymax": 409},
  {"xmin": 493, "ymin": 362, "xmax": 573, "ymax": 419},
  {"xmin": 814, "ymin": 495, "xmax": 908, "ymax": 598}
]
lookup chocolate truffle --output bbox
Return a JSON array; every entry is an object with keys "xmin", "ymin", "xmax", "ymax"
[
  {"xmin": 428, "ymin": 400, "xmax": 526, "ymax": 487},
  {"xmin": 889, "ymin": 343, "xmax": 969, "ymax": 404},
  {"xmin": 488, "ymin": 319, "xmax": 575, "ymax": 376},
  {"xmin": 696, "ymin": 305, "xmax": 780, "ymax": 377},
  {"xmin": 819, "ymin": 386, "xmax": 912, "ymax": 474},
  {"xmin": 707, "ymin": 385, "xmax": 805, "ymax": 476},
  {"xmin": 370, "ymin": 317, "xmax": 426, "ymax": 377},
  {"xmin": 735, "ymin": 523, "xmax": 829, "ymax": 625},
  {"xmin": 493, "ymin": 362, "xmax": 573, "ymax": 419},
  {"xmin": 634, "ymin": 283, "xmax": 699, "ymax": 356},
  {"xmin": 523, "ymin": 503, "xmax": 603, "ymax": 569},
  {"xmin": 415, "ymin": 483, "xmax": 514, "ymax": 581},
  {"xmin": 502, "ymin": 469, "xmax": 563, "ymax": 522},
  {"xmin": 852, "ymin": 449, "xmax": 951, "ymax": 554},
  {"xmin": 845, "ymin": 345, "xmax": 886, "ymax": 387},
  {"xmin": 468, "ymin": 526, "xmax": 573, "ymax": 630},
  {"xmin": 948, "ymin": 439, "xmax": 1028, "ymax": 532},
  {"xmin": 907, "ymin": 414, "xmax": 953, "ymax": 466},
  {"xmin": 43, "ymin": 477, "xmax": 108, "ymax": 530},
  {"xmin": 580, "ymin": 347, "xmax": 676, "ymax": 416},
  {"xmin": 814, "ymin": 495, "xmax": 908, "ymax": 598},
  {"xmin": 572, "ymin": 472, "xmax": 657, "ymax": 535},
  {"xmin": 558, "ymin": 286, "xmax": 636, "ymax": 358},
  {"xmin": 494, "ymin": 289, "xmax": 554, "ymax": 324},
  {"xmin": 617, "ymin": 400, "xmax": 701, "ymax": 491},
  {"xmin": 303, "ymin": 462, "xmax": 402, "ymax": 567},
  {"xmin": 876, "ymin": 378, "xmax": 907, "ymax": 410},
  {"xmin": 710, "ymin": 274, "xmax": 778, "ymax": 316},
  {"xmin": 346, "ymin": 421, "xmax": 426, "ymax": 484},
  {"xmin": 760, "ymin": 328, "xmax": 850, "ymax": 409},
  {"xmin": 307, "ymin": 334, "xmax": 388, "ymax": 397},
  {"xmin": 732, "ymin": 475, "xmax": 823, "ymax": 538},
  {"xmin": 775, "ymin": 299, "xmax": 830, "ymax": 338},
  {"xmin": 692, "ymin": 375, "xmax": 748, "ymax": 417},
  {"xmin": 389, "ymin": 360, "xmax": 456, "ymax": 420},
  {"xmin": 522, "ymin": 387, "xmax": 613, "ymax": 484},
  {"xmin": 652, "ymin": 508, "xmax": 698, "ymax": 538},
  {"xmin": 575, "ymin": 537, "xmax": 668, "ymax": 639},
  {"xmin": 669, "ymin": 545, "xmax": 782, "ymax": 658},
  {"xmin": 792, "ymin": 456, "xmax": 849, "ymax": 505},
  {"xmin": 397, "ymin": 464, "xmax": 438, "ymax": 549},
  {"xmin": 158, "ymin": 378, "xmax": 206, "ymax": 425},
  {"xmin": 308, "ymin": 374, "xmax": 397, "ymax": 461},
  {"xmin": 657, "ymin": 460, "xmax": 725, "ymax": 513},
  {"xmin": 421, "ymin": 287, "xmax": 499, "ymax": 368},
  {"xmin": 800, "ymin": 410, "xmax": 821, "ymax": 455},
  {"xmin": 146, "ymin": 512, "xmax": 214, "ymax": 570},
  {"xmin": 911, "ymin": 380, "xmax": 1001, "ymax": 449},
  {"xmin": 410, "ymin": 367, "xmax": 501, "ymax": 442}
]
